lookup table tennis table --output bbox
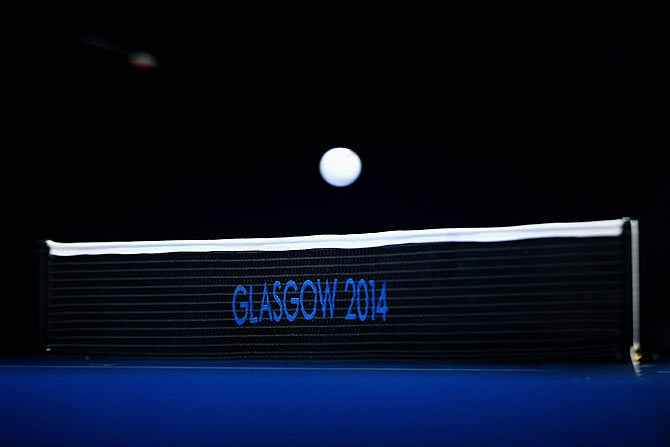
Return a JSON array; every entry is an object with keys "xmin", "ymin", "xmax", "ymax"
[{"xmin": 2, "ymin": 357, "xmax": 668, "ymax": 446}]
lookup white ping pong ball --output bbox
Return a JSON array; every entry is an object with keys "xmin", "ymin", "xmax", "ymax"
[{"xmin": 319, "ymin": 147, "xmax": 362, "ymax": 187}]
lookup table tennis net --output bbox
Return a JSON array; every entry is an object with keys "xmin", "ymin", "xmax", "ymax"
[{"xmin": 40, "ymin": 219, "xmax": 639, "ymax": 361}]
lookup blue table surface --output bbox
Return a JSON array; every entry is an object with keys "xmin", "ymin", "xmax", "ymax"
[{"xmin": 1, "ymin": 357, "xmax": 669, "ymax": 447}]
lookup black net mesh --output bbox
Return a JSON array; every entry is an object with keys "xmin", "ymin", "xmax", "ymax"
[{"xmin": 43, "ymin": 234, "xmax": 631, "ymax": 360}]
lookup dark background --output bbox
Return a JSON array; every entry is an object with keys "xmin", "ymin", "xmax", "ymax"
[{"xmin": 1, "ymin": 6, "xmax": 667, "ymax": 358}]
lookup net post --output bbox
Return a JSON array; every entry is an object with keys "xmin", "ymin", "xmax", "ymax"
[
  {"xmin": 37, "ymin": 240, "xmax": 49, "ymax": 353},
  {"xmin": 628, "ymin": 219, "xmax": 642, "ymax": 366}
]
